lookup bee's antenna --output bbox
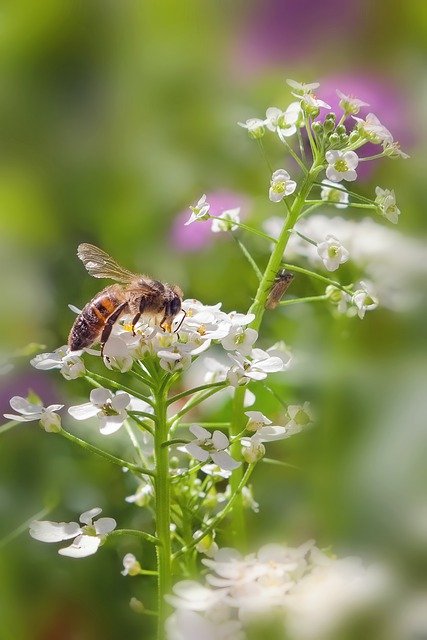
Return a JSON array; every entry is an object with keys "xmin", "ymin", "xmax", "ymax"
[{"xmin": 174, "ymin": 309, "xmax": 187, "ymax": 333}]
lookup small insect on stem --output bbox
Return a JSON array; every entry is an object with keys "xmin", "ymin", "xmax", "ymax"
[{"xmin": 265, "ymin": 270, "xmax": 294, "ymax": 309}]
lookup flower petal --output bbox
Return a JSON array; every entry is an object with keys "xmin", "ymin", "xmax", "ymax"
[
  {"xmin": 210, "ymin": 451, "xmax": 241, "ymax": 471},
  {"xmin": 58, "ymin": 534, "xmax": 101, "ymax": 558},
  {"xmin": 211, "ymin": 430, "xmax": 229, "ymax": 450},
  {"xmin": 99, "ymin": 414, "xmax": 125, "ymax": 435},
  {"xmin": 9, "ymin": 396, "xmax": 43, "ymax": 416},
  {"xmin": 90, "ymin": 387, "xmax": 112, "ymax": 406},
  {"xmin": 185, "ymin": 443, "xmax": 210, "ymax": 462},
  {"xmin": 68, "ymin": 402, "xmax": 99, "ymax": 420},
  {"xmin": 29, "ymin": 520, "xmax": 81, "ymax": 542},
  {"xmin": 189, "ymin": 424, "xmax": 210, "ymax": 441},
  {"xmin": 94, "ymin": 517, "xmax": 117, "ymax": 535},
  {"xmin": 80, "ymin": 507, "xmax": 102, "ymax": 524}
]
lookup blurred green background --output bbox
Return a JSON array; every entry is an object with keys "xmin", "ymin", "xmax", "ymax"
[{"xmin": 1, "ymin": 1, "xmax": 426, "ymax": 638}]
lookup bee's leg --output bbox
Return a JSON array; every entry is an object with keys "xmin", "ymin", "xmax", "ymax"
[
  {"xmin": 100, "ymin": 302, "xmax": 128, "ymax": 358},
  {"xmin": 131, "ymin": 296, "xmax": 150, "ymax": 335},
  {"xmin": 159, "ymin": 302, "xmax": 171, "ymax": 332}
]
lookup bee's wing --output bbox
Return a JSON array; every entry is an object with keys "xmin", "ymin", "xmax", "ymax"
[{"xmin": 77, "ymin": 243, "xmax": 138, "ymax": 283}]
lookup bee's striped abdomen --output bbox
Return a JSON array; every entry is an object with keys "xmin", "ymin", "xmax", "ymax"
[{"xmin": 68, "ymin": 287, "xmax": 125, "ymax": 351}]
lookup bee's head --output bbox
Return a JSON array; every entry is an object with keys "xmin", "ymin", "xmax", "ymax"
[{"xmin": 169, "ymin": 295, "xmax": 182, "ymax": 317}]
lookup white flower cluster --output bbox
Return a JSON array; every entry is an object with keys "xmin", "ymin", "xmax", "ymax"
[
  {"xmin": 166, "ymin": 542, "xmax": 386, "ymax": 640},
  {"xmin": 30, "ymin": 300, "xmax": 288, "ymax": 381},
  {"xmin": 266, "ymin": 214, "xmax": 427, "ymax": 311}
]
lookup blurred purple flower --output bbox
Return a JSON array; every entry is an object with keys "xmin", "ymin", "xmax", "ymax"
[
  {"xmin": 171, "ymin": 191, "xmax": 250, "ymax": 252},
  {"xmin": 0, "ymin": 370, "xmax": 59, "ymax": 416},
  {"xmin": 320, "ymin": 73, "xmax": 410, "ymax": 145},
  {"xmin": 319, "ymin": 73, "xmax": 412, "ymax": 180},
  {"xmin": 234, "ymin": 0, "xmax": 361, "ymax": 72}
]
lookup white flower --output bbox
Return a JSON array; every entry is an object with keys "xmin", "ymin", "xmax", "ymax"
[
  {"xmin": 265, "ymin": 102, "xmax": 301, "ymax": 138},
  {"xmin": 350, "ymin": 281, "xmax": 379, "ymax": 319},
  {"xmin": 300, "ymin": 93, "xmax": 331, "ymax": 112},
  {"xmin": 269, "ymin": 169, "xmax": 297, "ymax": 203},
  {"xmin": 286, "ymin": 402, "xmax": 314, "ymax": 435},
  {"xmin": 68, "ymin": 387, "xmax": 130, "ymax": 435},
  {"xmin": 286, "ymin": 79, "xmax": 320, "ymax": 96},
  {"xmin": 102, "ymin": 334, "xmax": 134, "ymax": 372},
  {"xmin": 221, "ymin": 326, "xmax": 258, "ymax": 357},
  {"xmin": 227, "ymin": 348, "xmax": 284, "ymax": 387},
  {"xmin": 382, "ymin": 141, "xmax": 410, "ymax": 159},
  {"xmin": 317, "ymin": 234, "xmax": 350, "ymax": 272},
  {"xmin": 241, "ymin": 486, "xmax": 259, "ymax": 514},
  {"xmin": 375, "ymin": 186, "xmax": 400, "ymax": 224},
  {"xmin": 353, "ymin": 112, "xmax": 393, "ymax": 144},
  {"xmin": 166, "ymin": 610, "xmax": 243, "ymax": 640},
  {"xmin": 29, "ymin": 507, "xmax": 116, "ymax": 558},
  {"xmin": 166, "ymin": 580, "xmax": 226, "ymax": 612},
  {"xmin": 183, "ymin": 425, "xmax": 240, "ymax": 471},
  {"xmin": 121, "ymin": 553, "xmax": 142, "ymax": 576},
  {"xmin": 4, "ymin": 396, "xmax": 63, "ymax": 433},
  {"xmin": 211, "ymin": 208, "xmax": 240, "ymax": 233},
  {"xmin": 241, "ymin": 436, "xmax": 265, "ymax": 463},
  {"xmin": 320, "ymin": 180, "xmax": 349, "ymax": 208},
  {"xmin": 325, "ymin": 150, "xmax": 359, "ymax": 183},
  {"xmin": 284, "ymin": 550, "xmax": 386, "ymax": 640},
  {"xmin": 193, "ymin": 530, "xmax": 219, "ymax": 558},
  {"xmin": 244, "ymin": 410, "xmax": 271, "ymax": 432},
  {"xmin": 125, "ymin": 481, "xmax": 154, "ymax": 507},
  {"xmin": 185, "ymin": 195, "xmax": 211, "ymax": 226},
  {"xmin": 326, "ymin": 285, "xmax": 351, "ymax": 314},
  {"xmin": 31, "ymin": 345, "xmax": 85, "ymax": 380},
  {"xmin": 336, "ymin": 89, "xmax": 369, "ymax": 115},
  {"xmin": 237, "ymin": 118, "xmax": 266, "ymax": 139},
  {"xmin": 200, "ymin": 464, "xmax": 232, "ymax": 480}
]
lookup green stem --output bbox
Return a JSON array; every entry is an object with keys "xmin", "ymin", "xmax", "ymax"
[
  {"xmin": 58, "ymin": 428, "xmax": 155, "ymax": 477},
  {"xmin": 84, "ymin": 373, "xmax": 154, "ymax": 407},
  {"xmin": 249, "ymin": 164, "xmax": 323, "ymax": 330},
  {"xmin": 0, "ymin": 420, "xmax": 18, "ymax": 436},
  {"xmin": 173, "ymin": 464, "xmax": 255, "ymax": 560},
  {"xmin": 280, "ymin": 136, "xmax": 308, "ymax": 173},
  {"xmin": 279, "ymin": 294, "xmax": 328, "ymax": 306},
  {"xmin": 227, "ymin": 165, "xmax": 322, "ymax": 544},
  {"xmin": 208, "ymin": 216, "xmax": 276, "ymax": 243},
  {"xmin": 167, "ymin": 381, "xmax": 227, "ymax": 406},
  {"xmin": 229, "ymin": 386, "xmax": 247, "ymax": 547},
  {"xmin": 0, "ymin": 503, "xmax": 56, "ymax": 549},
  {"xmin": 170, "ymin": 386, "xmax": 228, "ymax": 423},
  {"xmin": 313, "ymin": 182, "xmax": 373, "ymax": 204},
  {"xmin": 279, "ymin": 262, "xmax": 353, "ymax": 294},
  {"xmin": 153, "ymin": 384, "xmax": 172, "ymax": 638},
  {"xmin": 232, "ymin": 235, "xmax": 263, "ymax": 281},
  {"xmin": 305, "ymin": 199, "xmax": 376, "ymax": 210},
  {"xmin": 108, "ymin": 528, "xmax": 161, "ymax": 546}
]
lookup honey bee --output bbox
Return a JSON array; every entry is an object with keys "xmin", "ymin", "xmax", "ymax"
[
  {"xmin": 265, "ymin": 269, "xmax": 294, "ymax": 309},
  {"xmin": 68, "ymin": 243, "xmax": 184, "ymax": 355}
]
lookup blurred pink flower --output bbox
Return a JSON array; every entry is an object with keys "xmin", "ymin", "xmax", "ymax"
[
  {"xmin": 170, "ymin": 191, "xmax": 250, "ymax": 252},
  {"xmin": 320, "ymin": 73, "xmax": 412, "ymax": 180},
  {"xmin": 234, "ymin": 0, "xmax": 361, "ymax": 73},
  {"xmin": 320, "ymin": 73, "xmax": 410, "ymax": 144}
]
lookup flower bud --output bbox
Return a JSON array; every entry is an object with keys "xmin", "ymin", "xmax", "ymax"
[
  {"xmin": 348, "ymin": 130, "xmax": 360, "ymax": 144},
  {"xmin": 311, "ymin": 121, "xmax": 323, "ymax": 135},
  {"xmin": 242, "ymin": 438, "xmax": 265, "ymax": 463},
  {"xmin": 40, "ymin": 412, "xmax": 62, "ymax": 433},
  {"xmin": 339, "ymin": 133, "xmax": 349, "ymax": 145},
  {"xmin": 323, "ymin": 118, "xmax": 335, "ymax": 133},
  {"xmin": 335, "ymin": 124, "xmax": 347, "ymax": 136},
  {"xmin": 328, "ymin": 132, "xmax": 341, "ymax": 146}
]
